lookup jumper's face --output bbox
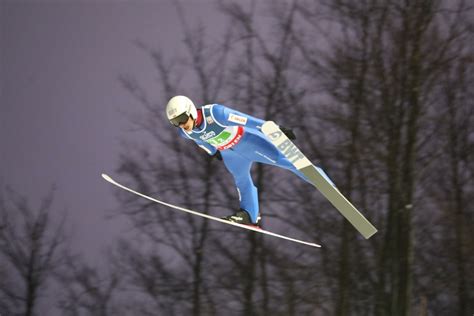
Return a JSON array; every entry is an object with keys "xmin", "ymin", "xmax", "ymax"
[{"xmin": 180, "ymin": 117, "xmax": 194, "ymax": 132}]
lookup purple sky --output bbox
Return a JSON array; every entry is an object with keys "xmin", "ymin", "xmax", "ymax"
[{"xmin": 1, "ymin": 0, "xmax": 224, "ymax": 261}]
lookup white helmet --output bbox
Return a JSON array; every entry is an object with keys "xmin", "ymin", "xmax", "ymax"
[{"xmin": 166, "ymin": 95, "xmax": 198, "ymax": 127}]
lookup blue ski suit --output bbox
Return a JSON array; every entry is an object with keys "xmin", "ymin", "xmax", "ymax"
[{"xmin": 178, "ymin": 104, "xmax": 319, "ymax": 223}]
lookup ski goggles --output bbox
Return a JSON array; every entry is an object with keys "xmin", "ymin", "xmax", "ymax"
[{"xmin": 169, "ymin": 113, "xmax": 190, "ymax": 127}]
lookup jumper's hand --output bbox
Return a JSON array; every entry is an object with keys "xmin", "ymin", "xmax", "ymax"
[
  {"xmin": 211, "ymin": 150, "xmax": 223, "ymax": 161},
  {"xmin": 280, "ymin": 126, "xmax": 296, "ymax": 140}
]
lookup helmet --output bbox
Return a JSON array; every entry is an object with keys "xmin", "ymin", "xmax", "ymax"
[{"xmin": 166, "ymin": 95, "xmax": 198, "ymax": 127}]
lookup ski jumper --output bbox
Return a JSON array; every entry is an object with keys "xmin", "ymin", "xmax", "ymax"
[{"xmin": 178, "ymin": 104, "xmax": 331, "ymax": 224}]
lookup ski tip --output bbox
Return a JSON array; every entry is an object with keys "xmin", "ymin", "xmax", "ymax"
[
  {"xmin": 261, "ymin": 120, "xmax": 277, "ymax": 133},
  {"xmin": 101, "ymin": 173, "xmax": 114, "ymax": 183}
]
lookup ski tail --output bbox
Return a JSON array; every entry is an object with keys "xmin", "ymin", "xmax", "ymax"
[{"xmin": 261, "ymin": 121, "xmax": 377, "ymax": 239}]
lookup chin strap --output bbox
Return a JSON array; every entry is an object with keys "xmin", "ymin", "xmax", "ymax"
[{"xmin": 194, "ymin": 109, "xmax": 203, "ymax": 128}]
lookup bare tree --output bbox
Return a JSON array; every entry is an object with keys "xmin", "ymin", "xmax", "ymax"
[
  {"xmin": 212, "ymin": 1, "xmax": 329, "ymax": 315},
  {"xmin": 111, "ymin": 4, "xmax": 236, "ymax": 315},
  {"xmin": 419, "ymin": 52, "xmax": 474, "ymax": 315},
  {"xmin": 56, "ymin": 253, "xmax": 122, "ymax": 316},
  {"xmin": 0, "ymin": 187, "xmax": 66, "ymax": 316},
  {"xmin": 292, "ymin": 0, "xmax": 473, "ymax": 314}
]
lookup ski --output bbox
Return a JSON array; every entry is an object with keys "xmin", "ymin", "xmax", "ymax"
[
  {"xmin": 262, "ymin": 121, "xmax": 378, "ymax": 239},
  {"xmin": 101, "ymin": 174, "xmax": 321, "ymax": 248}
]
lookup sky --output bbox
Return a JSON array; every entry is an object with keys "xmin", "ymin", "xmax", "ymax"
[{"xmin": 1, "ymin": 0, "xmax": 226, "ymax": 261}]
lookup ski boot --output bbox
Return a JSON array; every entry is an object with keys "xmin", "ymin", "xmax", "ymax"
[{"xmin": 222, "ymin": 209, "xmax": 261, "ymax": 228}]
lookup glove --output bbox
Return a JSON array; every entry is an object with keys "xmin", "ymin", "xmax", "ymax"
[
  {"xmin": 280, "ymin": 126, "xmax": 296, "ymax": 140},
  {"xmin": 211, "ymin": 150, "xmax": 223, "ymax": 161}
]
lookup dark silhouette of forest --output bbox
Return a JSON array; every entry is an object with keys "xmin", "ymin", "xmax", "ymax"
[{"xmin": 1, "ymin": 1, "xmax": 472, "ymax": 315}]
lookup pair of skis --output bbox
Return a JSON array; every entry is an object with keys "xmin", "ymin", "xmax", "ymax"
[{"xmin": 102, "ymin": 121, "xmax": 377, "ymax": 248}]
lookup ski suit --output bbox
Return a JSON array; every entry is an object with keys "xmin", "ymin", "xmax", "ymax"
[{"xmin": 178, "ymin": 104, "xmax": 325, "ymax": 223}]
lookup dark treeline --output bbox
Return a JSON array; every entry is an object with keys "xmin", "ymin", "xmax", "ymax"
[{"xmin": 1, "ymin": 0, "xmax": 472, "ymax": 315}]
